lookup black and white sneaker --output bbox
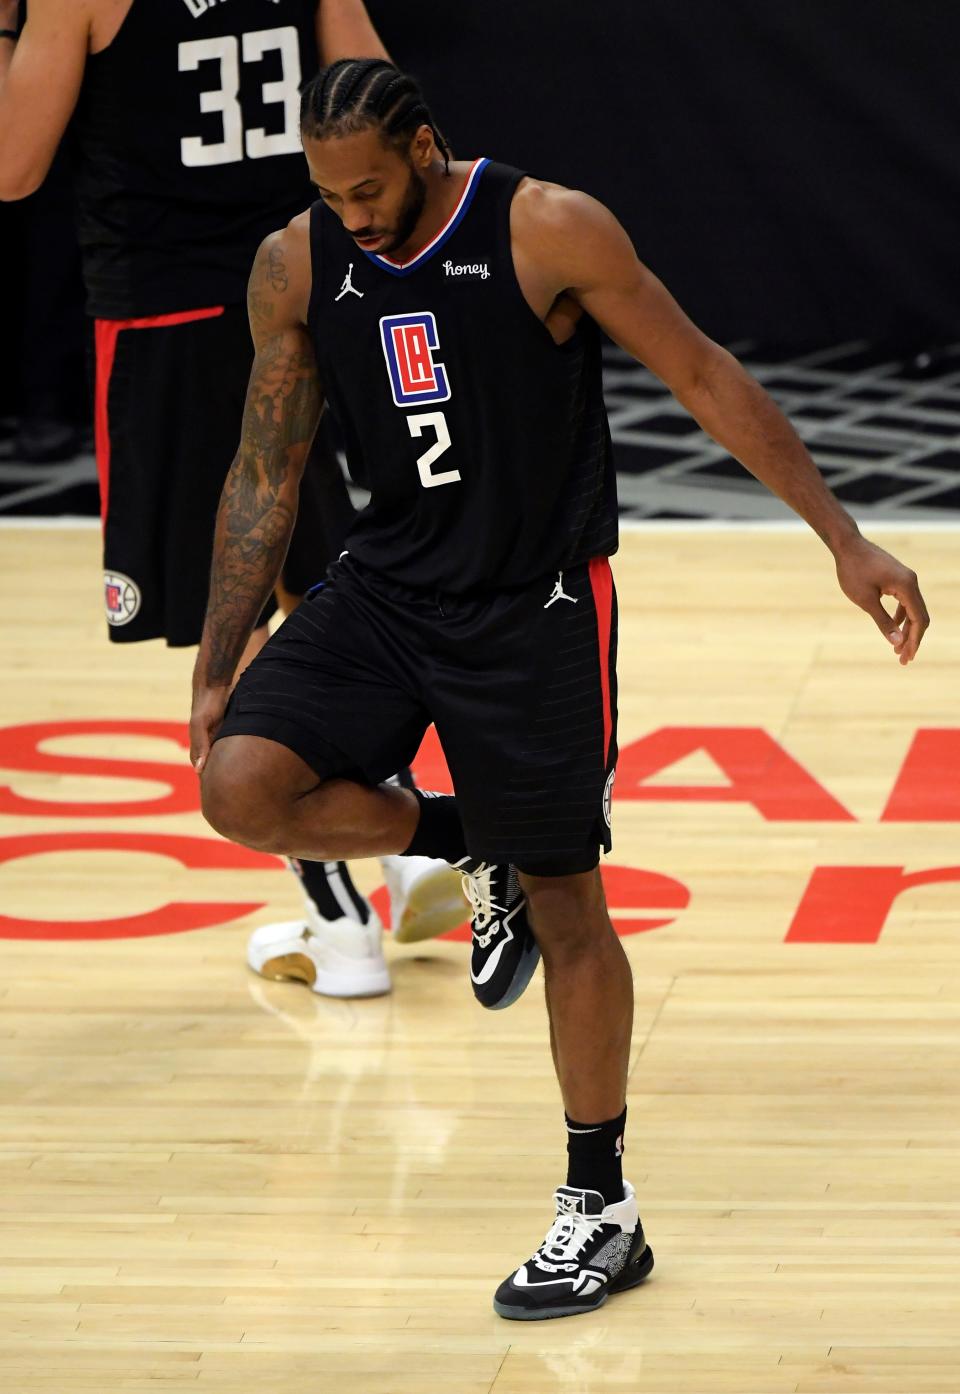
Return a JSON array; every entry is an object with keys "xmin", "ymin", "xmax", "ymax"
[
  {"xmin": 455, "ymin": 860, "xmax": 540, "ymax": 1010},
  {"xmin": 493, "ymin": 1182, "xmax": 654, "ymax": 1320}
]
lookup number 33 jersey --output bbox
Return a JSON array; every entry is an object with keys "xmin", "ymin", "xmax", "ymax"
[
  {"xmin": 308, "ymin": 160, "xmax": 619, "ymax": 593},
  {"xmin": 74, "ymin": 0, "xmax": 317, "ymax": 317}
]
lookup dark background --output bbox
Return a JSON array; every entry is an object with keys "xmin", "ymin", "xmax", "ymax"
[
  {"xmin": 2, "ymin": 2, "xmax": 958, "ymax": 445},
  {"xmin": 369, "ymin": 0, "xmax": 960, "ymax": 348}
]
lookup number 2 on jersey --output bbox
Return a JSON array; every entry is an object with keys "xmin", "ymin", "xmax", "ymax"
[
  {"xmin": 407, "ymin": 413, "xmax": 461, "ymax": 489},
  {"xmin": 178, "ymin": 27, "xmax": 302, "ymax": 168}
]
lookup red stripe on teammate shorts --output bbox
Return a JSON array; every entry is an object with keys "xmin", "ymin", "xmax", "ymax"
[
  {"xmin": 588, "ymin": 556, "xmax": 614, "ymax": 766},
  {"xmin": 93, "ymin": 306, "xmax": 225, "ymax": 524}
]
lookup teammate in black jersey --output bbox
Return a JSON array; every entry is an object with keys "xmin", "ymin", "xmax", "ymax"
[
  {"xmin": 188, "ymin": 59, "xmax": 929, "ymax": 1318},
  {"xmin": 0, "ymin": 1, "xmax": 375, "ymax": 650},
  {"xmin": 0, "ymin": 7, "xmax": 465, "ymax": 992}
]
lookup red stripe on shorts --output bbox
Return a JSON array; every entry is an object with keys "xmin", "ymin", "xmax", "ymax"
[
  {"xmin": 93, "ymin": 305, "xmax": 225, "ymax": 524},
  {"xmin": 588, "ymin": 556, "xmax": 614, "ymax": 765}
]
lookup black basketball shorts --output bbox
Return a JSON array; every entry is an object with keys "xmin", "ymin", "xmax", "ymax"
[
  {"xmin": 94, "ymin": 304, "xmax": 348, "ymax": 646},
  {"xmin": 216, "ymin": 554, "xmax": 619, "ymax": 875}
]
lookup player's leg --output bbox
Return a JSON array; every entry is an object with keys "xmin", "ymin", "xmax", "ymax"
[
  {"xmin": 205, "ymin": 736, "xmax": 426, "ymax": 999},
  {"xmin": 216, "ymin": 427, "xmax": 387, "ymax": 990},
  {"xmin": 520, "ymin": 867, "xmax": 632, "ymax": 1123},
  {"xmin": 202, "ymin": 737, "xmax": 421, "ymax": 859},
  {"xmin": 202, "ymin": 559, "xmax": 469, "ymax": 993},
  {"xmin": 493, "ymin": 863, "xmax": 651, "ymax": 1321},
  {"xmin": 433, "ymin": 558, "xmax": 652, "ymax": 1318}
]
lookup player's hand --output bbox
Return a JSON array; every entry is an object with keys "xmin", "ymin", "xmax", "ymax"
[
  {"xmin": 833, "ymin": 534, "xmax": 930, "ymax": 664},
  {"xmin": 0, "ymin": 1, "xmax": 21, "ymax": 29},
  {"xmin": 190, "ymin": 685, "xmax": 231, "ymax": 774}
]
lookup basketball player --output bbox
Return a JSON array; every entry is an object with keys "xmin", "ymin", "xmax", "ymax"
[
  {"xmin": 187, "ymin": 58, "xmax": 930, "ymax": 1317},
  {"xmin": 0, "ymin": 3, "xmax": 466, "ymax": 992}
]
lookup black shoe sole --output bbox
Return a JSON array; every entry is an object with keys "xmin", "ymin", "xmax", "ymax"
[
  {"xmin": 475, "ymin": 939, "xmax": 541, "ymax": 1011},
  {"xmin": 493, "ymin": 1244, "xmax": 654, "ymax": 1321}
]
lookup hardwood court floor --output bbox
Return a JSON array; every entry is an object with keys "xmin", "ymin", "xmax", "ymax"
[{"xmin": 0, "ymin": 522, "xmax": 958, "ymax": 1394}]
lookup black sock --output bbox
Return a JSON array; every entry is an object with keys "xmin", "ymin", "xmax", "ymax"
[
  {"xmin": 289, "ymin": 857, "xmax": 370, "ymax": 925},
  {"xmin": 565, "ymin": 1106, "xmax": 626, "ymax": 1208},
  {"xmin": 402, "ymin": 790, "xmax": 467, "ymax": 864}
]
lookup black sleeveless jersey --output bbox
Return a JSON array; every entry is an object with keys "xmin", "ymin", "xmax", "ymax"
[
  {"xmin": 74, "ymin": 0, "xmax": 317, "ymax": 318},
  {"xmin": 306, "ymin": 160, "xmax": 618, "ymax": 594}
]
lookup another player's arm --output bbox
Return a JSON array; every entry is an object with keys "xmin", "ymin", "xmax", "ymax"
[
  {"xmin": 515, "ymin": 185, "xmax": 929, "ymax": 664},
  {"xmin": 190, "ymin": 228, "xmax": 322, "ymax": 771},
  {"xmin": 315, "ymin": 0, "xmax": 391, "ymax": 64},
  {"xmin": 0, "ymin": 0, "xmax": 91, "ymax": 200}
]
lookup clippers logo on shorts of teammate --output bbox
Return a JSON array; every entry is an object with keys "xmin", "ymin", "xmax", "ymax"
[
  {"xmin": 379, "ymin": 312, "xmax": 451, "ymax": 407},
  {"xmin": 104, "ymin": 571, "xmax": 142, "ymax": 627}
]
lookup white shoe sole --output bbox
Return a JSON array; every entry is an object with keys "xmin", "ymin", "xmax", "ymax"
[
  {"xmin": 247, "ymin": 921, "xmax": 391, "ymax": 998},
  {"xmin": 391, "ymin": 867, "xmax": 468, "ymax": 945}
]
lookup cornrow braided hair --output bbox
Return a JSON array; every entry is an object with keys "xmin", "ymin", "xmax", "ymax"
[{"xmin": 300, "ymin": 59, "xmax": 451, "ymax": 172}]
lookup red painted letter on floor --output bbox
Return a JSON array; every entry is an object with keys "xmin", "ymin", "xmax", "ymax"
[
  {"xmin": 786, "ymin": 864, "xmax": 960, "ymax": 943},
  {"xmin": 616, "ymin": 727, "xmax": 855, "ymax": 821},
  {"xmin": 0, "ymin": 721, "xmax": 196, "ymax": 817},
  {"xmin": 882, "ymin": 730, "xmax": 960, "ymax": 822},
  {"xmin": 0, "ymin": 833, "xmax": 281, "ymax": 940}
]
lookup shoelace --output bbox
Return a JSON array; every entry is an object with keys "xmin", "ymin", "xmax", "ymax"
[
  {"xmin": 533, "ymin": 1209, "xmax": 604, "ymax": 1274},
  {"xmin": 460, "ymin": 864, "xmax": 508, "ymax": 948}
]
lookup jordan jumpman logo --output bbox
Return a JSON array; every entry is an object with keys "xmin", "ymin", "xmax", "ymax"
[
  {"xmin": 335, "ymin": 264, "xmax": 364, "ymax": 301},
  {"xmin": 543, "ymin": 571, "xmax": 578, "ymax": 609}
]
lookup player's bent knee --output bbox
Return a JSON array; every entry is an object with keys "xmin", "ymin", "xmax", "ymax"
[
  {"xmin": 200, "ymin": 740, "xmax": 287, "ymax": 850},
  {"xmin": 200, "ymin": 771, "xmax": 259, "ymax": 848}
]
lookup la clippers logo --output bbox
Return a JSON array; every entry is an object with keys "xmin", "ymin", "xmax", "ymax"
[
  {"xmin": 379, "ymin": 312, "xmax": 451, "ymax": 408},
  {"xmin": 104, "ymin": 571, "xmax": 141, "ymax": 627},
  {"xmin": 603, "ymin": 769, "xmax": 615, "ymax": 828}
]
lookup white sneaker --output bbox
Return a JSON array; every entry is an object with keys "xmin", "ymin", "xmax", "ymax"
[
  {"xmin": 380, "ymin": 854, "xmax": 468, "ymax": 944},
  {"xmin": 246, "ymin": 903, "xmax": 390, "ymax": 998}
]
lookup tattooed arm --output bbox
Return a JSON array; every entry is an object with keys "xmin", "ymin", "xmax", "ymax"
[{"xmin": 190, "ymin": 219, "xmax": 321, "ymax": 770}]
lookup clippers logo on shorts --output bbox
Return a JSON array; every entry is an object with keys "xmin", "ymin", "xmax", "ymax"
[
  {"xmin": 603, "ymin": 769, "xmax": 615, "ymax": 828},
  {"xmin": 104, "ymin": 571, "xmax": 142, "ymax": 627},
  {"xmin": 379, "ymin": 312, "xmax": 451, "ymax": 408}
]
